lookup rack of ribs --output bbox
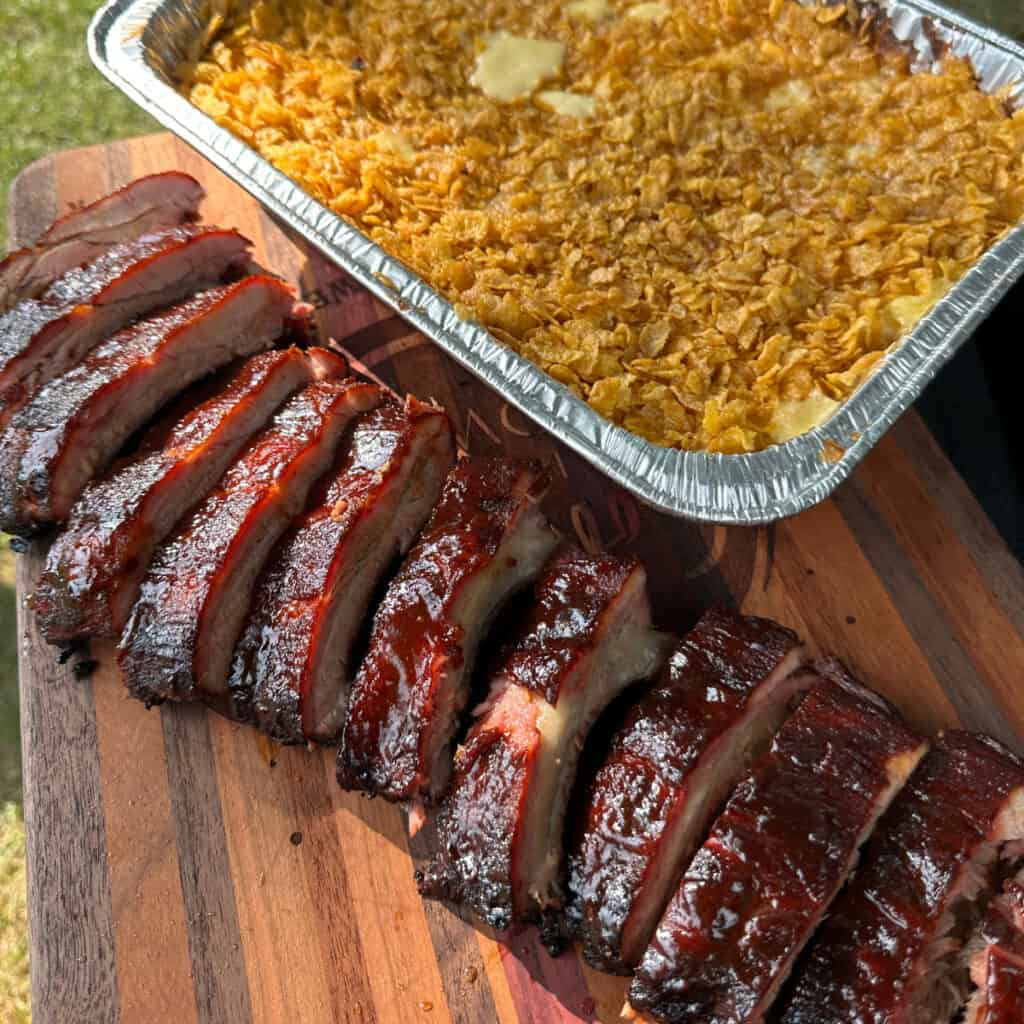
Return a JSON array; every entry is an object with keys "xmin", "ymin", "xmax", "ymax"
[
  {"xmin": 0, "ymin": 172, "xmax": 204, "ymax": 311},
  {"xmin": 418, "ymin": 548, "xmax": 671, "ymax": 937},
  {"xmin": 780, "ymin": 730, "xmax": 1024, "ymax": 1024},
  {"xmin": 565, "ymin": 608, "xmax": 810, "ymax": 974},
  {"xmin": 338, "ymin": 457, "xmax": 558, "ymax": 814},
  {"xmin": 31, "ymin": 347, "xmax": 330, "ymax": 644},
  {"xmin": 0, "ymin": 275, "xmax": 294, "ymax": 535},
  {"xmin": 231, "ymin": 397, "xmax": 455, "ymax": 740},
  {"xmin": 0, "ymin": 224, "xmax": 249, "ymax": 426},
  {"xmin": 626, "ymin": 659, "xmax": 927, "ymax": 1024},
  {"xmin": 964, "ymin": 870, "xmax": 1024, "ymax": 1024},
  {"xmin": 118, "ymin": 367, "xmax": 381, "ymax": 709}
]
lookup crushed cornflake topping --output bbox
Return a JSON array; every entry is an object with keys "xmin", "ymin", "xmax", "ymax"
[{"xmin": 185, "ymin": 0, "xmax": 1024, "ymax": 452}]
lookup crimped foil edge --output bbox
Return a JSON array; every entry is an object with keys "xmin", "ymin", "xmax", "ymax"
[{"xmin": 88, "ymin": 0, "xmax": 1024, "ymax": 523}]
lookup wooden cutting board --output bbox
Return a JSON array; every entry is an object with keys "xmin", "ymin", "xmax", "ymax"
[{"xmin": 11, "ymin": 134, "xmax": 1024, "ymax": 1024}]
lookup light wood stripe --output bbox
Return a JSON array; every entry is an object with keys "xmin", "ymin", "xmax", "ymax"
[
  {"xmin": 408, "ymin": 826, "xmax": 504, "ymax": 1024},
  {"xmin": 91, "ymin": 653, "xmax": 197, "ymax": 1024},
  {"xmin": 834, "ymin": 478, "xmax": 1019, "ymax": 746},
  {"xmin": 209, "ymin": 726, "xmax": 375, "ymax": 1024},
  {"xmin": 856, "ymin": 431, "xmax": 1024, "ymax": 739},
  {"xmin": 892, "ymin": 414, "xmax": 1024, "ymax": 638},
  {"xmin": 17, "ymin": 554, "xmax": 121, "ymax": 1024},
  {"xmin": 773, "ymin": 500, "xmax": 960, "ymax": 735},
  {"xmin": 475, "ymin": 932, "xmax": 522, "ymax": 1024},
  {"xmin": 325, "ymin": 772, "xmax": 452, "ymax": 1023},
  {"xmin": 162, "ymin": 707, "xmax": 254, "ymax": 1024},
  {"xmin": 578, "ymin": 959, "xmax": 631, "ymax": 1023}
]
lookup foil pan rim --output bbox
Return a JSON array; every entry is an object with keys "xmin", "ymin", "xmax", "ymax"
[{"xmin": 88, "ymin": 0, "xmax": 1024, "ymax": 524}]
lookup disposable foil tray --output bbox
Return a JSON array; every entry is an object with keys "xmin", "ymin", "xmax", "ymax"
[{"xmin": 88, "ymin": 0, "xmax": 1024, "ymax": 523}]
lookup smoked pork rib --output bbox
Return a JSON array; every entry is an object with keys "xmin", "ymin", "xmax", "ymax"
[
  {"xmin": 31, "ymin": 347, "xmax": 323, "ymax": 644},
  {"xmin": 118, "ymin": 368, "xmax": 380, "ymax": 709},
  {"xmin": 0, "ymin": 275, "xmax": 294, "ymax": 535},
  {"xmin": 627, "ymin": 661, "xmax": 927, "ymax": 1024},
  {"xmin": 0, "ymin": 172, "xmax": 204, "ymax": 311},
  {"xmin": 338, "ymin": 457, "xmax": 558, "ymax": 807},
  {"xmin": 232, "ymin": 397, "xmax": 455, "ymax": 739},
  {"xmin": 566, "ymin": 608, "xmax": 810, "ymax": 974},
  {"xmin": 418, "ymin": 549, "xmax": 670, "ymax": 936},
  {"xmin": 0, "ymin": 224, "xmax": 249, "ymax": 426},
  {"xmin": 968, "ymin": 948, "xmax": 1024, "ymax": 1024},
  {"xmin": 780, "ymin": 730, "xmax": 1024, "ymax": 1024},
  {"xmin": 964, "ymin": 871, "xmax": 1024, "ymax": 1024}
]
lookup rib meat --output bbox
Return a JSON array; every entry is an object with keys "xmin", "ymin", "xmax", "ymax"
[
  {"xmin": 0, "ymin": 172, "xmax": 204, "ymax": 311},
  {"xmin": 418, "ymin": 549, "xmax": 671, "ymax": 936},
  {"xmin": 0, "ymin": 224, "xmax": 249, "ymax": 426},
  {"xmin": 964, "ymin": 871, "xmax": 1024, "ymax": 1024},
  {"xmin": 966, "ymin": 947, "xmax": 1024, "ymax": 1024},
  {"xmin": 232, "ymin": 397, "xmax": 455, "ymax": 740},
  {"xmin": 627, "ymin": 660, "xmax": 927, "ymax": 1024},
  {"xmin": 118, "ymin": 370, "xmax": 380, "ymax": 709},
  {"xmin": 0, "ymin": 275, "xmax": 294, "ymax": 535},
  {"xmin": 338, "ymin": 457, "xmax": 558, "ymax": 807},
  {"xmin": 780, "ymin": 730, "xmax": 1024, "ymax": 1024},
  {"xmin": 31, "ymin": 347, "xmax": 330, "ymax": 644},
  {"xmin": 566, "ymin": 608, "xmax": 810, "ymax": 974}
]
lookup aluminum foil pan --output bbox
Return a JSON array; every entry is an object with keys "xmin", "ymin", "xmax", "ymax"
[{"xmin": 88, "ymin": 0, "xmax": 1024, "ymax": 523}]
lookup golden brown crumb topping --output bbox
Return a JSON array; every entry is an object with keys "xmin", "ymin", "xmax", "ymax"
[{"xmin": 184, "ymin": 0, "xmax": 1024, "ymax": 452}]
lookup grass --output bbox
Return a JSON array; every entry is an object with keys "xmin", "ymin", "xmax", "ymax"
[
  {"xmin": 0, "ymin": 0, "xmax": 156, "ymax": 249},
  {"xmin": 1, "ymin": 803, "xmax": 30, "ymax": 1024}
]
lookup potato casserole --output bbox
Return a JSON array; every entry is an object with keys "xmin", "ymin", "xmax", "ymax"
[{"xmin": 184, "ymin": 0, "xmax": 1024, "ymax": 452}]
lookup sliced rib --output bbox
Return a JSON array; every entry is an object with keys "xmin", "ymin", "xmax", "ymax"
[
  {"xmin": 232, "ymin": 397, "xmax": 455, "ymax": 739},
  {"xmin": 117, "ymin": 372, "xmax": 381, "ymax": 709},
  {"xmin": 418, "ymin": 549, "xmax": 671, "ymax": 937},
  {"xmin": 31, "ymin": 347, "xmax": 331, "ymax": 644},
  {"xmin": 964, "ymin": 870, "xmax": 1024, "ymax": 1024},
  {"xmin": 0, "ymin": 275, "xmax": 294, "ymax": 535},
  {"xmin": 338, "ymin": 457, "xmax": 558, "ymax": 807},
  {"xmin": 0, "ymin": 224, "xmax": 250, "ymax": 426},
  {"xmin": 780, "ymin": 730, "xmax": 1024, "ymax": 1024},
  {"xmin": 566, "ymin": 608, "xmax": 810, "ymax": 974},
  {"xmin": 626, "ymin": 660, "xmax": 927, "ymax": 1024},
  {"xmin": 966, "ymin": 947, "xmax": 1024, "ymax": 1024},
  {"xmin": 0, "ymin": 172, "xmax": 204, "ymax": 311}
]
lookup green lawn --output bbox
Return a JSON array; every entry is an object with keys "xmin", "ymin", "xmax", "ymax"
[{"xmin": 0, "ymin": 0, "xmax": 156, "ymax": 248}]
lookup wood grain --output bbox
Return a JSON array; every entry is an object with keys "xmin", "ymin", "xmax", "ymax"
[{"xmin": 12, "ymin": 135, "xmax": 1024, "ymax": 1024}]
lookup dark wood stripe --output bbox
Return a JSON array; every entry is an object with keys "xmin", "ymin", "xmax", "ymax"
[
  {"xmin": 16, "ymin": 556, "xmax": 120, "ymax": 1024},
  {"xmin": 12, "ymin": 168, "xmax": 120, "ymax": 1024},
  {"xmin": 280, "ymin": 748, "xmax": 378, "ymax": 1019},
  {"xmin": 161, "ymin": 706, "xmax": 254, "ymax": 1024},
  {"xmin": 339, "ymin": 314, "xmax": 418, "ymax": 355},
  {"xmin": 8, "ymin": 153, "xmax": 57, "ymax": 245},
  {"xmin": 833, "ymin": 477, "xmax": 1020, "ymax": 749}
]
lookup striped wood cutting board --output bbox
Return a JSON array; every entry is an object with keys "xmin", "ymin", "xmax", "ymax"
[{"xmin": 12, "ymin": 134, "xmax": 1024, "ymax": 1024}]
